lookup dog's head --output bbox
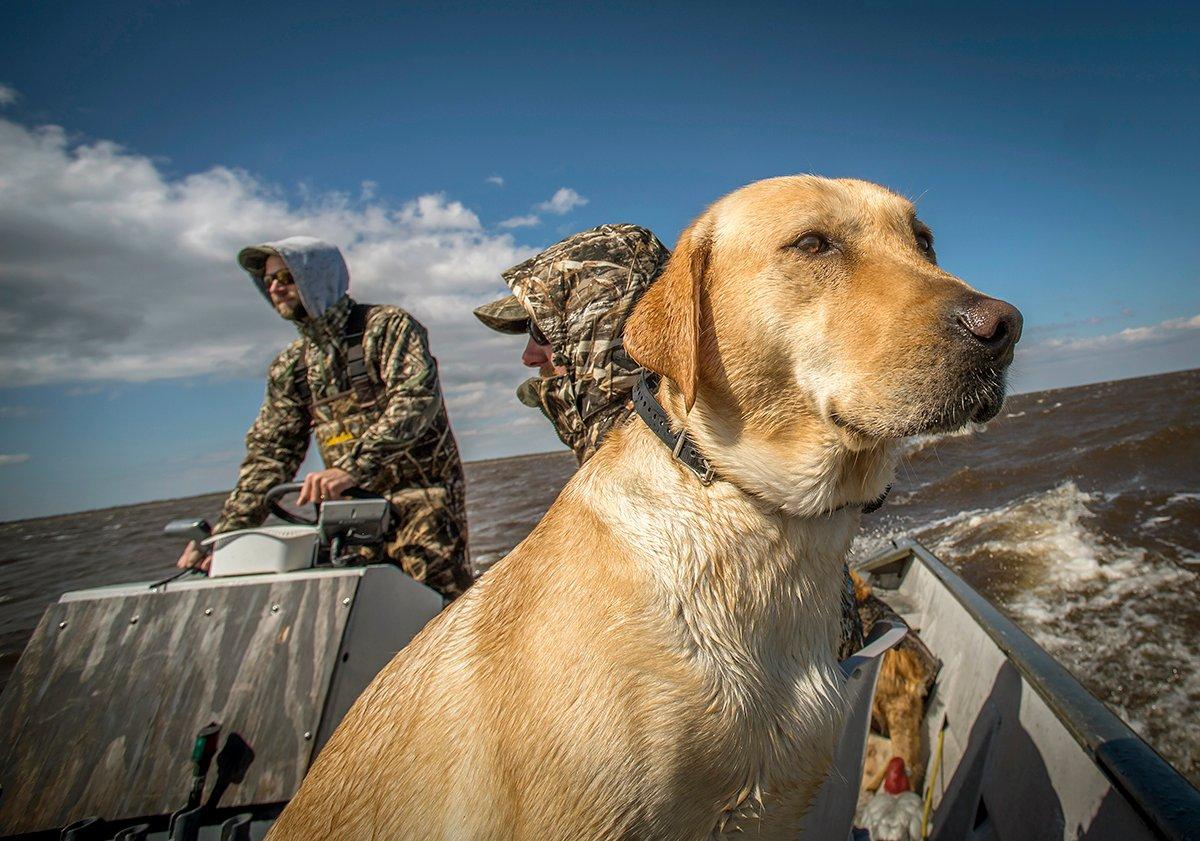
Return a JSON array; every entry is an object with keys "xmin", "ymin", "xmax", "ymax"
[{"xmin": 625, "ymin": 176, "xmax": 1021, "ymax": 511}]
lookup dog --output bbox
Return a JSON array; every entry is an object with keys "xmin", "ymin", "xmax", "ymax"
[{"xmin": 266, "ymin": 175, "xmax": 1021, "ymax": 840}]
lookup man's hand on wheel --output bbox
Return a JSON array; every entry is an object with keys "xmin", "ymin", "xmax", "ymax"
[
  {"xmin": 297, "ymin": 468, "xmax": 356, "ymax": 506},
  {"xmin": 176, "ymin": 540, "xmax": 211, "ymax": 572}
]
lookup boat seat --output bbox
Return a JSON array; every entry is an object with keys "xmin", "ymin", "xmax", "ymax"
[{"xmin": 799, "ymin": 620, "xmax": 907, "ymax": 840}]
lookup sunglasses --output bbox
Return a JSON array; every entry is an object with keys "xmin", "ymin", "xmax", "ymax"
[
  {"xmin": 528, "ymin": 320, "xmax": 550, "ymax": 346},
  {"xmin": 263, "ymin": 268, "xmax": 295, "ymax": 287}
]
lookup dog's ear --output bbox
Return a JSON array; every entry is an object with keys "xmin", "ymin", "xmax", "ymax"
[{"xmin": 624, "ymin": 221, "xmax": 710, "ymax": 411}]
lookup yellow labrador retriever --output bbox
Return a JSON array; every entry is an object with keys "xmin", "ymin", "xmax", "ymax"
[{"xmin": 267, "ymin": 176, "xmax": 1021, "ymax": 840}]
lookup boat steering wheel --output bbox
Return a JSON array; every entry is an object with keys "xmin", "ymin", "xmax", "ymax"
[{"xmin": 264, "ymin": 482, "xmax": 319, "ymax": 526}]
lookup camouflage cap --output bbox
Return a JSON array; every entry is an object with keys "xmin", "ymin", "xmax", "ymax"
[
  {"xmin": 494, "ymin": 223, "xmax": 671, "ymax": 464},
  {"xmin": 473, "ymin": 293, "xmax": 531, "ymax": 335}
]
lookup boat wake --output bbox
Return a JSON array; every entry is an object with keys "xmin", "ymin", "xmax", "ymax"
[{"xmin": 856, "ymin": 479, "xmax": 1200, "ymax": 783}]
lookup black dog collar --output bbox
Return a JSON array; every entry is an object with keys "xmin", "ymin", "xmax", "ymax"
[{"xmin": 633, "ymin": 373, "xmax": 717, "ymax": 485}]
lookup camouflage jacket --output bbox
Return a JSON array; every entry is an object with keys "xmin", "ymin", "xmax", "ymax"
[
  {"xmin": 505, "ymin": 224, "xmax": 671, "ymax": 464},
  {"xmin": 214, "ymin": 295, "xmax": 463, "ymax": 533}
]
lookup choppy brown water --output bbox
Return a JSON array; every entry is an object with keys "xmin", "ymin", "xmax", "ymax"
[{"xmin": 1, "ymin": 369, "xmax": 1197, "ymax": 783}]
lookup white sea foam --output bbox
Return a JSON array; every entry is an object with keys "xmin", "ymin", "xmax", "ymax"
[
  {"xmin": 473, "ymin": 551, "xmax": 505, "ymax": 572},
  {"xmin": 901, "ymin": 423, "xmax": 986, "ymax": 457}
]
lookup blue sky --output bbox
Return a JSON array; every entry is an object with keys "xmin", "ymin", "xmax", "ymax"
[{"xmin": 1, "ymin": 0, "xmax": 1198, "ymax": 520}]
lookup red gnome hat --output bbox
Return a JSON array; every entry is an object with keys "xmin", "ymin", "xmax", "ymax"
[{"xmin": 883, "ymin": 756, "xmax": 913, "ymax": 796}]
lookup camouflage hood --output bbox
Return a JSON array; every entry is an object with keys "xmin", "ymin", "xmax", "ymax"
[
  {"xmin": 488, "ymin": 224, "xmax": 670, "ymax": 462},
  {"xmin": 237, "ymin": 236, "xmax": 350, "ymax": 320}
]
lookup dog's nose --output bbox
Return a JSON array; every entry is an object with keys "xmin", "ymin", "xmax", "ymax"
[{"xmin": 955, "ymin": 296, "xmax": 1023, "ymax": 359}]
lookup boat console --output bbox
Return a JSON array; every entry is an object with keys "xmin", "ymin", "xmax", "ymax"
[
  {"xmin": 164, "ymin": 483, "xmax": 393, "ymax": 578},
  {"xmin": 0, "ymin": 484, "xmax": 442, "ymax": 840}
]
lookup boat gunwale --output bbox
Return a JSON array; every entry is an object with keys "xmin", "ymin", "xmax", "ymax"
[{"xmin": 856, "ymin": 537, "xmax": 1200, "ymax": 841}]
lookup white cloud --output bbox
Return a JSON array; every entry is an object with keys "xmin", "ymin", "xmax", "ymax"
[
  {"xmin": 0, "ymin": 85, "xmax": 17, "ymax": 107},
  {"xmin": 0, "ymin": 405, "xmax": 30, "ymax": 418},
  {"xmin": 1034, "ymin": 313, "xmax": 1200, "ymax": 355},
  {"xmin": 1011, "ymin": 312, "xmax": 1200, "ymax": 394},
  {"xmin": 395, "ymin": 192, "xmax": 482, "ymax": 230},
  {"xmin": 0, "ymin": 453, "xmax": 30, "ymax": 466},
  {"xmin": 486, "ymin": 175, "xmax": 504, "ymax": 187},
  {"xmin": 0, "ymin": 115, "xmax": 571, "ymax": 459},
  {"xmin": 536, "ymin": 187, "xmax": 588, "ymax": 215},
  {"xmin": 498, "ymin": 214, "xmax": 540, "ymax": 229}
]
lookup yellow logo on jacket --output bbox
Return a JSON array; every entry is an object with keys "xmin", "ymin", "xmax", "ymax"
[{"xmin": 323, "ymin": 431, "xmax": 356, "ymax": 447}]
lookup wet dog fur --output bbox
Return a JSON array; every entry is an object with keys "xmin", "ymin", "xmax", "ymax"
[{"xmin": 266, "ymin": 176, "xmax": 1019, "ymax": 840}]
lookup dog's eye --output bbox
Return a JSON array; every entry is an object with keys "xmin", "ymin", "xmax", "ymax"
[
  {"xmin": 915, "ymin": 231, "xmax": 934, "ymax": 255},
  {"xmin": 793, "ymin": 233, "xmax": 832, "ymax": 255}
]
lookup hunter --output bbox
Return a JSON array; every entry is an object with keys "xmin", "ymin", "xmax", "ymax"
[
  {"xmin": 473, "ymin": 223, "xmax": 671, "ymax": 465},
  {"xmin": 176, "ymin": 237, "xmax": 473, "ymax": 600}
]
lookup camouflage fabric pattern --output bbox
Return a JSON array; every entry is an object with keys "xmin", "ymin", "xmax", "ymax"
[
  {"xmin": 858, "ymin": 586, "xmax": 940, "ymax": 694},
  {"xmin": 215, "ymin": 295, "xmax": 472, "ymax": 600},
  {"xmin": 837, "ymin": 567, "xmax": 866, "ymax": 661},
  {"xmin": 502, "ymin": 223, "xmax": 671, "ymax": 464}
]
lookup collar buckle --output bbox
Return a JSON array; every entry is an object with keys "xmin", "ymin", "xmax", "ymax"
[
  {"xmin": 671, "ymin": 431, "xmax": 687, "ymax": 458},
  {"xmin": 635, "ymin": 372, "xmax": 720, "ymax": 486},
  {"xmin": 671, "ymin": 428, "xmax": 716, "ymax": 485}
]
